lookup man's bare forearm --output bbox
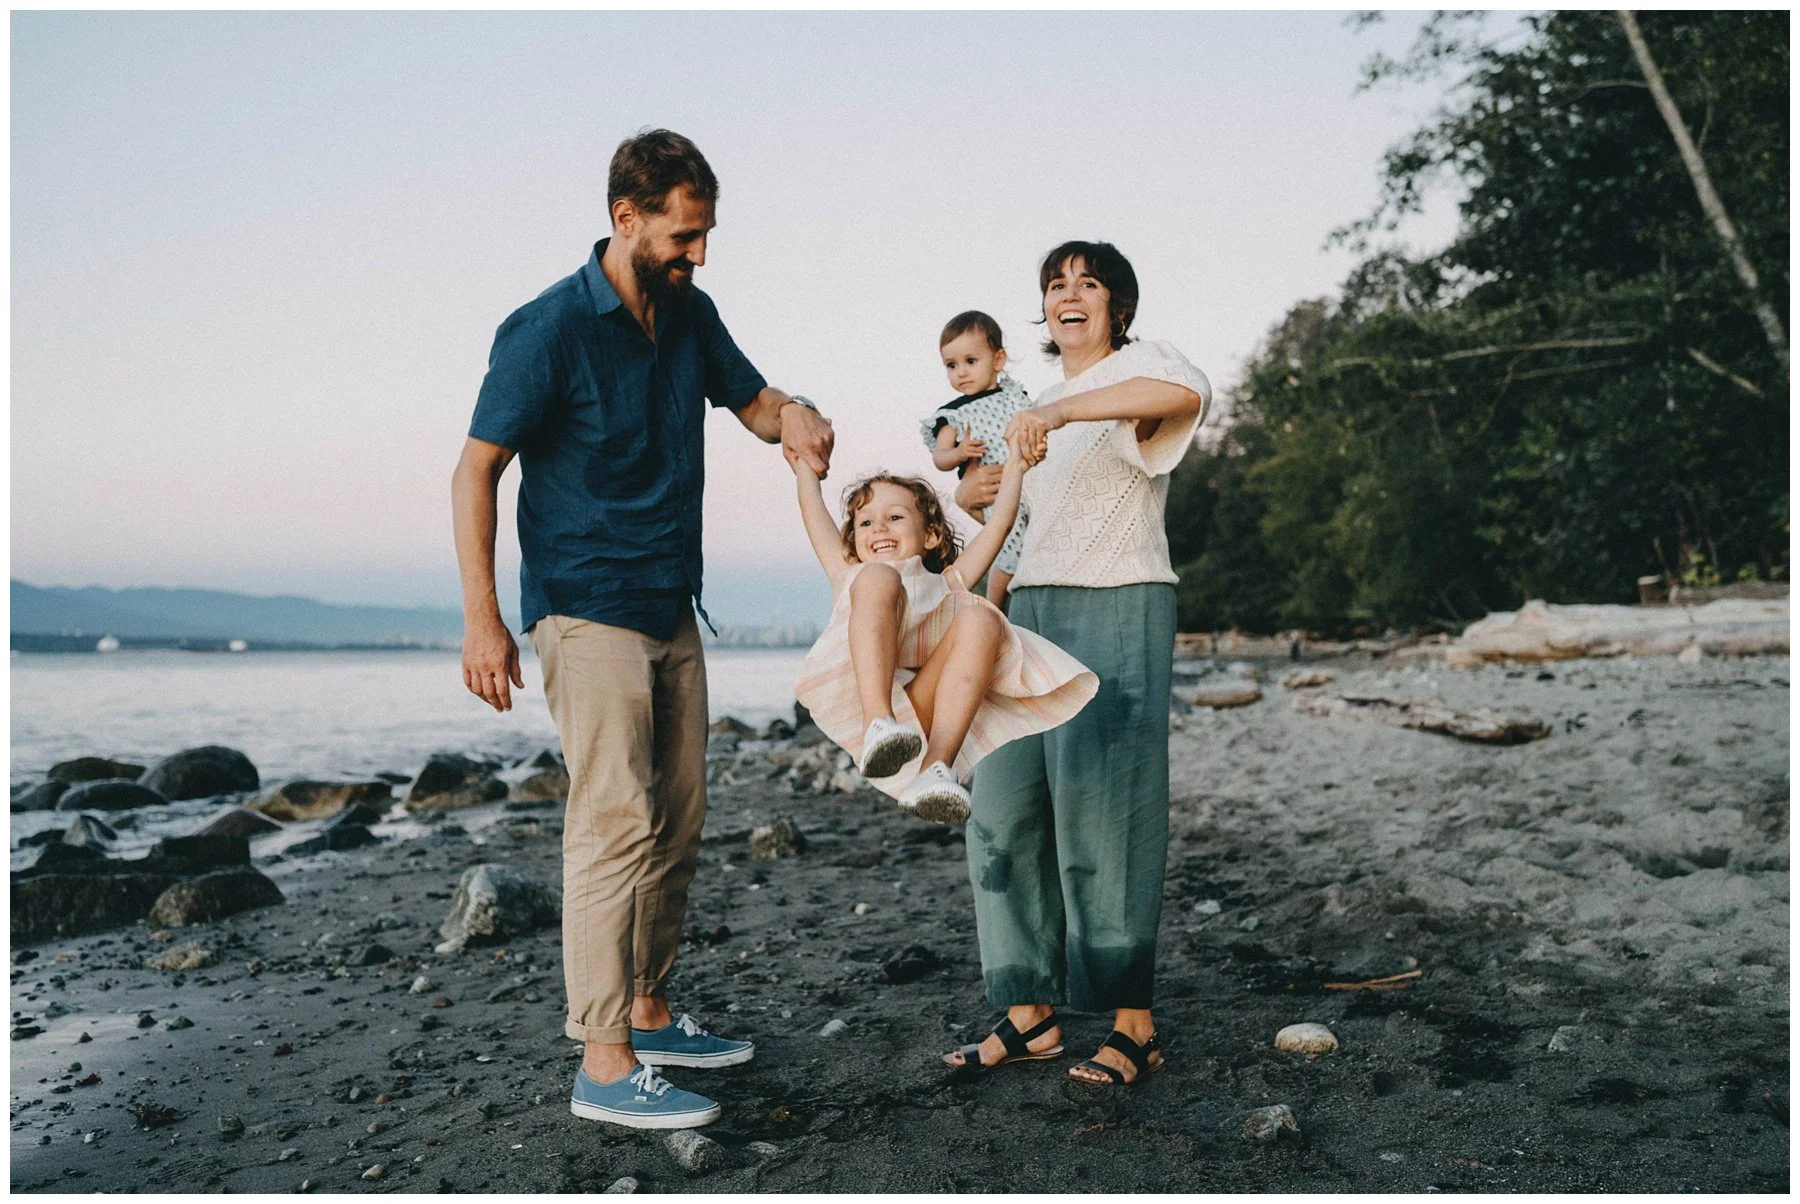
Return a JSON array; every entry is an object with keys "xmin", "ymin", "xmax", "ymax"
[{"xmin": 451, "ymin": 441, "xmax": 514, "ymax": 627}]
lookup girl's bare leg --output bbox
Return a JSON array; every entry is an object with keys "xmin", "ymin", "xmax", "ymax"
[
  {"xmin": 902, "ymin": 606, "xmax": 1005, "ymax": 768},
  {"xmin": 848, "ymin": 564, "xmax": 906, "ymax": 726}
]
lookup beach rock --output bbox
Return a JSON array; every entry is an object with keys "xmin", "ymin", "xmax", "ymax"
[
  {"xmin": 48, "ymin": 756, "xmax": 147, "ymax": 784},
  {"xmin": 218, "ymin": 1115, "xmax": 245, "ymax": 1136},
  {"xmin": 405, "ymin": 755, "xmax": 507, "ymax": 812},
  {"xmin": 664, "ymin": 1129, "xmax": 728, "ymax": 1175},
  {"xmin": 16, "ymin": 843, "xmax": 107, "ymax": 872},
  {"xmin": 747, "ymin": 1141, "xmax": 781, "ymax": 1162},
  {"xmin": 287, "ymin": 825, "xmax": 379, "ymax": 857},
  {"xmin": 329, "ymin": 801, "xmax": 389, "ymax": 829},
  {"xmin": 146, "ymin": 868, "xmax": 285, "ymax": 927},
  {"xmin": 880, "ymin": 944, "xmax": 941, "ymax": 984},
  {"xmin": 1281, "ymin": 669, "xmax": 1335, "ymax": 690},
  {"xmin": 709, "ymin": 716, "xmax": 755, "ymax": 738},
  {"xmin": 1547, "ymin": 1025, "xmax": 1582, "ymax": 1053},
  {"xmin": 199, "ymin": 807, "xmax": 283, "ymax": 838},
  {"xmin": 145, "ymin": 834, "xmax": 250, "ymax": 870},
  {"xmin": 794, "ymin": 723, "xmax": 828, "ymax": 747},
  {"xmin": 508, "ymin": 766, "xmax": 569, "ymax": 803},
  {"xmin": 1275, "ymin": 1023, "xmax": 1339, "ymax": 1056},
  {"xmin": 763, "ymin": 718, "xmax": 795, "ymax": 742},
  {"xmin": 354, "ymin": 943, "xmax": 395, "ymax": 966},
  {"xmin": 750, "ymin": 818, "xmax": 807, "ymax": 860},
  {"xmin": 374, "ymin": 771, "xmax": 412, "ymax": 785},
  {"xmin": 525, "ymin": 749, "xmax": 563, "ymax": 770},
  {"xmin": 435, "ymin": 864, "xmax": 560, "ymax": 952},
  {"xmin": 819, "ymin": 1018, "xmax": 850, "ymax": 1038},
  {"xmin": 18, "ymin": 827, "xmax": 65, "ymax": 848},
  {"xmin": 1175, "ymin": 682, "xmax": 1264, "ymax": 709},
  {"xmin": 146, "ymin": 940, "xmax": 217, "ymax": 972},
  {"xmin": 61, "ymin": 815, "xmax": 118, "ymax": 851},
  {"xmin": 1241, "ymin": 1104, "xmax": 1302, "ymax": 1144},
  {"xmin": 409, "ymin": 976, "xmax": 433, "ymax": 995},
  {"xmin": 12, "ymin": 781, "xmax": 70, "ymax": 812},
  {"xmin": 55, "ymin": 779, "xmax": 167, "ymax": 812},
  {"xmin": 140, "ymin": 746, "xmax": 260, "ymax": 801},
  {"xmin": 253, "ymin": 780, "xmax": 392, "ymax": 822},
  {"xmin": 11, "ymin": 873, "xmax": 180, "ymax": 942},
  {"xmin": 603, "ymin": 1177, "xmax": 640, "ymax": 1194}
]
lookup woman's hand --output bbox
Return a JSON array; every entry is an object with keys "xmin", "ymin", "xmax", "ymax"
[
  {"xmin": 1004, "ymin": 402, "xmax": 1066, "ymax": 465},
  {"xmin": 954, "ymin": 464, "xmax": 1003, "ymax": 516}
]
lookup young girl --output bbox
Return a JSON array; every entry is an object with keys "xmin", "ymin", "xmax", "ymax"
[{"xmin": 792, "ymin": 439, "xmax": 1097, "ymax": 823}]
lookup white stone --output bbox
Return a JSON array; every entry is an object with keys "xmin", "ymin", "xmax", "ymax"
[
  {"xmin": 1677, "ymin": 642, "xmax": 1704, "ymax": 664},
  {"xmin": 853, "ymin": 902, "xmax": 871, "ymax": 915},
  {"xmin": 1241, "ymin": 1103, "xmax": 1301, "ymax": 1143},
  {"xmin": 1547, "ymin": 1025, "xmax": 1580, "ymax": 1053},
  {"xmin": 1194, "ymin": 899, "xmax": 1222, "ymax": 916},
  {"xmin": 664, "ymin": 1129, "xmax": 728, "ymax": 1176},
  {"xmin": 409, "ymin": 976, "xmax": 433, "ymax": 995},
  {"xmin": 603, "ymin": 1176, "xmax": 640, "ymax": 1194},
  {"xmin": 1274, "ymin": 1022, "xmax": 1339, "ymax": 1056},
  {"xmin": 819, "ymin": 1018, "xmax": 849, "ymax": 1038}
]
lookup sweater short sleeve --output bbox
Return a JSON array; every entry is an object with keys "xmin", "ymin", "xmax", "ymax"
[{"xmin": 1107, "ymin": 339, "xmax": 1212, "ymax": 477}]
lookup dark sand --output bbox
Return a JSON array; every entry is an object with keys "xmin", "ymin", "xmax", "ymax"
[{"xmin": 10, "ymin": 654, "xmax": 1789, "ymax": 1192}]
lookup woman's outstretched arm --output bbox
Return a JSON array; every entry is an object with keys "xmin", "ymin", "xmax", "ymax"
[
  {"xmin": 795, "ymin": 462, "xmax": 853, "ymax": 588},
  {"xmin": 1006, "ymin": 376, "xmax": 1204, "ymax": 459}
]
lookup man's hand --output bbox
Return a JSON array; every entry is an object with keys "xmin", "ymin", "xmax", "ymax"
[
  {"xmin": 955, "ymin": 463, "xmax": 1004, "ymax": 517},
  {"xmin": 780, "ymin": 401, "xmax": 834, "ymax": 477},
  {"xmin": 463, "ymin": 613, "xmax": 524, "ymax": 712}
]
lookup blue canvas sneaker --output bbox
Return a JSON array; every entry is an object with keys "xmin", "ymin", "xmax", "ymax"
[
  {"xmin": 569, "ymin": 1064, "xmax": 721, "ymax": 1129},
  {"xmin": 632, "ymin": 1013, "xmax": 756, "ymax": 1069}
]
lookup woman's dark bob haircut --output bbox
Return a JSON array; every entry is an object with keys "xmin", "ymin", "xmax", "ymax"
[{"xmin": 1036, "ymin": 240, "xmax": 1139, "ymax": 358}]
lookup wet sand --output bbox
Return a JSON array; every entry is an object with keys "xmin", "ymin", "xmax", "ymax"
[{"xmin": 10, "ymin": 654, "xmax": 1789, "ymax": 1192}]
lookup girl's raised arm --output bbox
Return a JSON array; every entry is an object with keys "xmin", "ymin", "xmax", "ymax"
[
  {"xmin": 952, "ymin": 434, "xmax": 1029, "ymax": 587},
  {"xmin": 795, "ymin": 462, "xmax": 853, "ymax": 587}
]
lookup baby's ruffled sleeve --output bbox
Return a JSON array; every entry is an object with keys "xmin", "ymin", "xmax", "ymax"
[{"xmin": 1107, "ymin": 339, "xmax": 1213, "ymax": 477}]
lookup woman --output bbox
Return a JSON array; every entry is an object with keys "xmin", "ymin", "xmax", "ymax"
[{"xmin": 943, "ymin": 240, "xmax": 1210, "ymax": 1087}]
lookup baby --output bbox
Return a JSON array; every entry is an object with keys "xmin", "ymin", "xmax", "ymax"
[
  {"xmin": 791, "ymin": 442, "xmax": 1096, "ymax": 823},
  {"xmin": 921, "ymin": 311, "xmax": 1033, "ymax": 607}
]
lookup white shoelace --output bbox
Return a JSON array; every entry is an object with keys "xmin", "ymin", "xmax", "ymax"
[
  {"xmin": 628, "ymin": 1065, "xmax": 672, "ymax": 1097},
  {"xmin": 675, "ymin": 1014, "xmax": 706, "ymax": 1038}
]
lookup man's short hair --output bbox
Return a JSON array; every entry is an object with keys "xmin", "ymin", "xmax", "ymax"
[
  {"xmin": 608, "ymin": 129, "xmax": 719, "ymax": 222},
  {"xmin": 939, "ymin": 310, "xmax": 1005, "ymax": 352}
]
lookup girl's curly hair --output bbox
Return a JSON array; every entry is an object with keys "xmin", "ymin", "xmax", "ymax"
[{"xmin": 838, "ymin": 473, "xmax": 962, "ymax": 573}]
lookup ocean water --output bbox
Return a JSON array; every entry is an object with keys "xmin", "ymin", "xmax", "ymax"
[{"xmin": 9, "ymin": 646, "xmax": 809, "ymax": 786}]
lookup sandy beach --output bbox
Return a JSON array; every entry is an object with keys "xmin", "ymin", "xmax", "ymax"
[{"xmin": 9, "ymin": 652, "xmax": 1789, "ymax": 1193}]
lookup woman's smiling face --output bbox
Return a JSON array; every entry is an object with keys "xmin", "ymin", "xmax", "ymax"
[
  {"xmin": 1043, "ymin": 255, "xmax": 1113, "ymax": 358},
  {"xmin": 852, "ymin": 481, "xmax": 938, "ymax": 563}
]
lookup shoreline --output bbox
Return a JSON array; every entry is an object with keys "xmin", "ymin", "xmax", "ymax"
[{"xmin": 9, "ymin": 653, "xmax": 1790, "ymax": 1192}]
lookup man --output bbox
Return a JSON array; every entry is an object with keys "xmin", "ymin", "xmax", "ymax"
[{"xmin": 452, "ymin": 128, "xmax": 833, "ymax": 1129}]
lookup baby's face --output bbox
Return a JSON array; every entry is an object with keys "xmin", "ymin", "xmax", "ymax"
[
  {"xmin": 852, "ymin": 482, "xmax": 938, "ymax": 564},
  {"xmin": 941, "ymin": 330, "xmax": 1005, "ymax": 396}
]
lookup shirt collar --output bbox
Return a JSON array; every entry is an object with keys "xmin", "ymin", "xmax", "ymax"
[{"xmin": 583, "ymin": 239, "xmax": 624, "ymax": 316}]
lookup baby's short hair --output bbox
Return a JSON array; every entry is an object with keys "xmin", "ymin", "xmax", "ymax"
[{"xmin": 939, "ymin": 310, "xmax": 1005, "ymax": 352}]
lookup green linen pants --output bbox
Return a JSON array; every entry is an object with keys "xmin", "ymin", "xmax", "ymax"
[{"xmin": 966, "ymin": 582, "xmax": 1175, "ymax": 1012}]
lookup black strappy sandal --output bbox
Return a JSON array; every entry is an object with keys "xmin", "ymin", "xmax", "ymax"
[
  {"xmin": 1068, "ymin": 1029, "xmax": 1163, "ymax": 1086},
  {"xmin": 942, "ymin": 1013, "xmax": 1064, "ymax": 1073}
]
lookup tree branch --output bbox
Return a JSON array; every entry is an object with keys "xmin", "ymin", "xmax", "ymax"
[
  {"xmin": 1619, "ymin": 10, "xmax": 1788, "ymax": 371},
  {"xmin": 1685, "ymin": 347, "xmax": 1765, "ymax": 397}
]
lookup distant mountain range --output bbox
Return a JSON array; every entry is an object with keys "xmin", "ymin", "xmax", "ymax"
[{"xmin": 11, "ymin": 581, "xmax": 471, "ymax": 649}]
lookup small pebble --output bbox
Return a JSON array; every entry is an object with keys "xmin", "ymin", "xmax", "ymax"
[
  {"xmin": 819, "ymin": 1018, "xmax": 849, "ymax": 1038},
  {"xmin": 853, "ymin": 902, "xmax": 870, "ymax": 915},
  {"xmin": 1274, "ymin": 1023, "xmax": 1339, "ymax": 1056},
  {"xmin": 603, "ymin": 1176, "xmax": 640, "ymax": 1194},
  {"xmin": 663, "ymin": 1129, "xmax": 728, "ymax": 1175},
  {"xmin": 1547, "ymin": 1025, "xmax": 1580, "ymax": 1053},
  {"xmin": 366, "ymin": 1122, "xmax": 384, "ymax": 1135},
  {"xmin": 1242, "ymin": 1103, "xmax": 1302, "ymax": 1144},
  {"xmin": 409, "ymin": 976, "xmax": 433, "ymax": 995},
  {"xmin": 1193, "ymin": 899, "xmax": 1222, "ymax": 915},
  {"xmin": 362, "ymin": 1164, "xmax": 384, "ymax": 1180},
  {"xmin": 218, "ymin": 1115, "xmax": 245, "ymax": 1135},
  {"xmin": 748, "ymin": 1140, "xmax": 780, "ymax": 1161},
  {"xmin": 430, "ymin": 996, "xmax": 453, "ymax": 1009},
  {"xmin": 135, "ymin": 1013, "xmax": 156, "ymax": 1029}
]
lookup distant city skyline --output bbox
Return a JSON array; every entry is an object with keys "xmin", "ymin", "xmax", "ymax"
[{"xmin": 12, "ymin": 11, "xmax": 1471, "ymax": 627}]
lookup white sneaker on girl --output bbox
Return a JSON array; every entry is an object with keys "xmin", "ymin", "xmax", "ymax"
[
  {"xmin": 859, "ymin": 717, "xmax": 923, "ymax": 779},
  {"xmin": 899, "ymin": 761, "xmax": 971, "ymax": 824}
]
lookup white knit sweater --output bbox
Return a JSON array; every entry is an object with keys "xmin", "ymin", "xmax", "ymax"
[{"xmin": 1008, "ymin": 339, "xmax": 1212, "ymax": 590}]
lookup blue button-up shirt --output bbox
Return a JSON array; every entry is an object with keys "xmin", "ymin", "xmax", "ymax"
[{"xmin": 468, "ymin": 240, "xmax": 767, "ymax": 639}]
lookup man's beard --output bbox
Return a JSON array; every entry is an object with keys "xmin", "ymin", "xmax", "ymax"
[{"xmin": 632, "ymin": 245, "xmax": 693, "ymax": 303}]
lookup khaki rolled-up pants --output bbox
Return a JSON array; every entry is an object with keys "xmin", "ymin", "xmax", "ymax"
[{"xmin": 530, "ymin": 611, "xmax": 707, "ymax": 1044}]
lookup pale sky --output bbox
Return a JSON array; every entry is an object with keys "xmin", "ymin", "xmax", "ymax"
[{"xmin": 11, "ymin": 10, "xmax": 1467, "ymax": 627}]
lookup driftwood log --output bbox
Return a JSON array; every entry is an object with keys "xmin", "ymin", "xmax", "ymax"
[
  {"xmin": 1445, "ymin": 598, "xmax": 1788, "ymax": 666},
  {"xmin": 1174, "ymin": 682, "xmax": 1264, "ymax": 709},
  {"xmin": 1292, "ymin": 692, "xmax": 1551, "ymax": 745}
]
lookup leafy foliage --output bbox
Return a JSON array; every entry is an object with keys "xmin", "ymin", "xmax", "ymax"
[{"xmin": 1169, "ymin": 11, "xmax": 1789, "ymax": 633}]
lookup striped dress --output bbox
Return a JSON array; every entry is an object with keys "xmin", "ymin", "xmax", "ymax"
[{"xmin": 794, "ymin": 556, "xmax": 1098, "ymax": 801}]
